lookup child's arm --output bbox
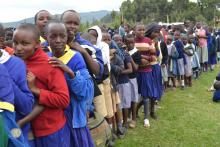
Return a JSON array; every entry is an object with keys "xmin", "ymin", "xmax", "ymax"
[
  {"xmin": 17, "ymin": 103, "xmax": 44, "ymax": 128},
  {"xmin": 130, "ymin": 58, "xmax": 139, "ymax": 71},
  {"xmin": 68, "ymin": 41, "xmax": 102, "ymax": 76},
  {"xmin": 121, "ymin": 62, "xmax": 133, "ymax": 74}
]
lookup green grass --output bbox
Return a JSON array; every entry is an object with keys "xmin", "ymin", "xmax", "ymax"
[{"xmin": 115, "ymin": 69, "xmax": 220, "ymax": 147}]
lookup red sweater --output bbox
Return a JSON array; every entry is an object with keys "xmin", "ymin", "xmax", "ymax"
[{"xmin": 26, "ymin": 48, "xmax": 70, "ymax": 137}]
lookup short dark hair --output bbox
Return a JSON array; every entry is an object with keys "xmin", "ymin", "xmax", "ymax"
[
  {"xmin": 16, "ymin": 23, "xmax": 40, "ymax": 41},
  {"xmin": 60, "ymin": 10, "xmax": 80, "ymax": 21},
  {"xmin": 124, "ymin": 34, "xmax": 134, "ymax": 41},
  {"xmin": 34, "ymin": 10, "xmax": 50, "ymax": 24},
  {"xmin": 44, "ymin": 19, "xmax": 66, "ymax": 35}
]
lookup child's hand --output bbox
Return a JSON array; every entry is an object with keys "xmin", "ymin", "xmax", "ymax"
[
  {"xmin": 49, "ymin": 57, "xmax": 75, "ymax": 78},
  {"xmin": 17, "ymin": 119, "xmax": 26, "ymax": 128},
  {"xmin": 27, "ymin": 72, "xmax": 36, "ymax": 89},
  {"xmin": 68, "ymin": 41, "xmax": 85, "ymax": 54},
  {"xmin": 27, "ymin": 72, "xmax": 40, "ymax": 96}
]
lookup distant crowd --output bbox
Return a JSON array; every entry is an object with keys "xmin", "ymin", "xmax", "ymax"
[{"xmin": 1, "ymin": 9, "xmax": 220, "ymax": 147}]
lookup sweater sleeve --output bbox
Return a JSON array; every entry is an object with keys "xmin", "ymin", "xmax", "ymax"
[
  {"xmin": 161, "ymin": 42, "xmax": 169, "ymax": 65},
  {"xmin": 39, "ymin": 69, "xmax": 70, "ymax": 109}
]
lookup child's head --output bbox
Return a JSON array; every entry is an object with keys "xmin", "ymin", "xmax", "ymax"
[
  {"xmin": 145, "ymin": 23, "xmax": 161, "ymax": 40},
  {"xmin": 188, "ymin": 34, "xmax": 194, "ymax": 44},
  {"xmin": 166, "ymin": 35, "xmax": 173, "ymax": 45},
  {"xmin": 181, "ymin": 34, "xmax": 188, "ymax": 45},
  {"xmin": 0, "ymin": 23, "xmax": 5, "ymax": 48},
  {"xmin": 113, "ymin": 34, "xmax": 123, "ymax": 48},
  {"xmin": 35, "ymin": 10, "xmax": 52, "ymax": 35},
  {"xmin": 134, "ymin": 23, "xmax": 145, "ymax": 39},
  {"xmin": 124, "ymin": 34, "xmax": 135, "ymax": 51},
  {"xmin": 13, "ymin": 23, "xmax": 40, "ymax": 60},
  {"xmin": 61, "ymin": 10, "xmax": 80, "ymax": 40},
  {"xmin": 124, "ymin": 23, "xmax": 130, "ymax": 33},
  {"xmin": 81, "ymin": 32, "xmax": 96, "ymax": 45},
  {"xmin": 4, "ymin": 28, "xmax": 14, "ymax": 41},
  {"xmin": 45, "ymin": 20, "xmax": 67, "ymax": 53},
  {"xmin": 102, "ymin": 33, "xmax": 111, "ymax": 46},
  {"xmin": 174, "ymin": 30, "xmax": 180, "ymax": 40}
]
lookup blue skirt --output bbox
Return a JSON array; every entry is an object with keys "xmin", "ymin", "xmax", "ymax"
[
  {"xmin": 35, "ymin": 123, "xmax": 70, "ymax": 147},
  {"xmin": 137, "ymin": 71, "xmax": 157, "ymax": 98},
  {"xmin": 65, "ymin": 105, "xmax": 94, "ymax": 147},
  {"xmin": 69, "ymin": 126, "xmax": 94, "ymax": 147},
  {"xmin": 152, "ymin": 64, "xmax": 163, "ymax": 100}
]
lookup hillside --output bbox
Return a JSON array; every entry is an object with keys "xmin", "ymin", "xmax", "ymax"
[{"xmin": 3, "ymin": 10, "xmax": 110, "ymax": 28}]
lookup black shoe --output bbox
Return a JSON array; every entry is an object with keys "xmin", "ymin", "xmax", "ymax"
[
  {"xmin": 150, "ymin": 112, "xmax": 157, "ymax": 120},
  {"xmin": 106, "ymin": 140, "xmax": 115, "ymax": 147}
]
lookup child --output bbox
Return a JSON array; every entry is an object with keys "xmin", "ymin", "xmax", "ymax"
[
  {"xmin": 166, "ymin": 35, "xmax": 177, "ymax": 89},
  {"xmin": 88, "ymin": 26, "xmax": 114, "ymax": 121},
  {"xmin": 0, "ymin": 63, "xmax": 28, "ymax": 147},
  {"xmin": 113, "ymin": 34, "xmax": 133, "ymax": 129},
  {"xmin": 34, "ymin": 10, "xmax": 52, "ymax": 52},
  {"xmin": 46, "ymin": 21, "xmax": 94, "ymax": 147},
  {"xmin": 61, "ymin": 10, "xmax": 104, "ymax": 115},
  {"xmin": 173, "ymin": 30, "xmax": 186, "ymax": 89},
  {"xmin": 212, "ymin": 72, "xmax": 220, "ymax": 102},
  {"xmin": 189, "ymin": 34, "xmax": 200, "ymax": 79},
  {"xmin": 134, "ymin": 23, "xmax": 157, "ymax": 127},
  {"xmin": 0, "ymin": 24, "xmax": 14, "ymax": 55},
  {"xmin": 13, "ymin": 23, "xmax": 70, "ymax": 147},
  {"xmin": 0, "ymin": 48, "xmax": 34, "ymax": 145},
  {"xmin": 124, "ymin": 34, "xmax": 141, "ymax": 128},
  {"xmin": 207, "ymin": 27, "xmax": 217, "ymax": 71},
  {"xmin": 145, "ymin": 23, "xmax": 163, "ymax": 118},
  {"xmin": 182, "ymin": 35, "xmax": 194, "ymax": 87}
]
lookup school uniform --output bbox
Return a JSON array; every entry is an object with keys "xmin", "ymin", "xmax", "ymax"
[
  {"xmin": 151, "ymin": 42, "xmax": 163, "ymax": 100},
  {"xmin": 135, "ymin": 37, "xmax": 156, "ymax": 98},
  {"xmin": 25, "ymin": 48, "xmax": 70, "ymax": 147},
  {"xmin": 196, "ymin": 28, "xmax": 208, "ymax": 63},
  {"xmin": 207, "ymin": 33, "xmax": 217, "ymax": 66},
  {"xmin": 128, "ymin": 47, "xmax": 141, "ymax": 103},
  {"xmin": 55, "ymin": 48, "xmax": 94, "ymax": 147},
  {"xmin": 117, "ymin": 51, "xmax": 132, "ymax": 109},
  {"xmin": 0, "ymin": 64, "xmax": 28, "ymax": 147},
  {"xmin": 173, "ymin": 40, "xmax": 186, "ymax": 76},
  {"xmin": 0, "ymin": 49, "xmax": 34, "ymax": 145},
  {"xmin": 160, "ymin": 41, "xmax": 169, "ymax": 83},
  {"xmin": 184, "ymin": 44, "xmax": 194, "ymax": 77}
]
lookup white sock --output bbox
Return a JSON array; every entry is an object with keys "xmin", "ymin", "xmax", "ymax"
[{"xmin": 181, "ymin": 80, "xmax": 185, "ymax": 86}]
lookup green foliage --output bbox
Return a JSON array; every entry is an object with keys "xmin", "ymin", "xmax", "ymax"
[{"xmin": 119, "ymin": 0, "xmax": 220, "ymax": 25}]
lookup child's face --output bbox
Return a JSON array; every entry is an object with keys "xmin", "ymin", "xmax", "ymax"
[
  {"xmin": 47, "ymin": 23, "xmax": 67, "ymax": 53},
  {"xmin": 13, "ymin": 29, "xmax": 39, "ymax": 60},
  {"xmin": 88, "ymin": 29, "xmax": 98, "ymax": 43},
  {"xmin": 188, "ymin": 35, "xmax": 194, "ymax": 43},
  {"xmin": 62, "ymin": 12, "xmax": 80, "ymax": 39},
  {"xmin": 182, "ymin": 37, "xmax": 188, "ymax": 45},
  {"xmin": 114, "ymin": 35, "xmax": 123, "ymax": 48},
  {"xmin": 174, "ymin": 31, "xmax": 180, "ymax": 40},
  {"xmin": 167, "ymin": 37, "xmax": 172, "ymax": 45},
  {"xmin": 36, "ymin": 11, "xmax": 52, "ymax": 32},
  {"xmin": 135, "ymin": 25, "xmax": 145, "ymax": 38},
  {"xmin": 125, "ymin": 38, "xmax": 135, "ymax": 51},
  {"xmin": 102, "ymin": 33, "xmax": 111, "ymax": 46}
]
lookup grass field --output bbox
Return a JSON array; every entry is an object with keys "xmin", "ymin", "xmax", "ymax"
[{"xmin": 115, "ymin": 68, "xmax": 220, "ymax": 147}]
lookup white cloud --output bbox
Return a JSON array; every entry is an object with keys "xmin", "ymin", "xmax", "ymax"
[{"xmin": 0, "ymin": 0, "xmax": 126, "ymax": 23}]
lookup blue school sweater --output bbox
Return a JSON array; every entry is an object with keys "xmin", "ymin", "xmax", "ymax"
[
  {"xmin": 2, "ymin": 56, "xmax": 34, "ymax": 142},
  {"xmin": 0, "ymin": 64, "xmax": 14, "ymax": 111},
  {"xmin": 58, "ymin": 49, "xmax": 94, "ymax": 128},
  {"xmin": 75, "ymin": 32, "xmax": 104, "ymax": 76}
]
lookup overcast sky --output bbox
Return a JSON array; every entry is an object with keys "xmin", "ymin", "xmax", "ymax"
[{"xmin": 0, "ymin": 0, "xmax": 126, "ymax": 23}]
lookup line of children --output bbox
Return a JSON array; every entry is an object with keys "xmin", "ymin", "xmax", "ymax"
[{"xmin": 1, "ymin": 11, "xmax": 218, "ymax": 147}]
